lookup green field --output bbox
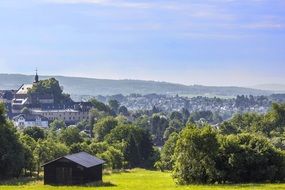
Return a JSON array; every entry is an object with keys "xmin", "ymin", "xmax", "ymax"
[{"xmin": 1, "ymin": 169, "xmax": 285, "ymax": 190}]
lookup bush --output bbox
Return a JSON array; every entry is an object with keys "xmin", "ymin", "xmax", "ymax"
[{"xmin": 216, "ymin": 134, "xmax": 285, "ymax": 183}]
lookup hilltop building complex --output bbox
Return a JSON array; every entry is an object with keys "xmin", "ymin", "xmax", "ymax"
[{"xmin": 1, "ymin": 72, "xmax": 92, "ymax": 128}]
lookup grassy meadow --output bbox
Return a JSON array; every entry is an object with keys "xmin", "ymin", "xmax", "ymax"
[{"xmin": 0, "ymin": 169, "xmax": 285, "ymax": 190}]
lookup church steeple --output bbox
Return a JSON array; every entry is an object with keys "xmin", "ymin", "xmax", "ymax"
[{"xmin": 34, "ymin": 69, "xmax": 39, "ymax": 83}]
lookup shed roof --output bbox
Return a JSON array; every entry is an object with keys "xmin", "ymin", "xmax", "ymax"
[{"xmin": 42, "ymin": 152, "xmax": 105, "ymax": 168}]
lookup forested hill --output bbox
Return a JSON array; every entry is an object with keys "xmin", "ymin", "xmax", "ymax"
[{"xmin": 0, "ymin": 74, "xmax": 271, "ymax": 97}]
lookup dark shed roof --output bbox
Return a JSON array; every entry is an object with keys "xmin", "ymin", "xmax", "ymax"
[{"xmin": 43, "ymin": 152, "xmax": 105, "ymax": 168}]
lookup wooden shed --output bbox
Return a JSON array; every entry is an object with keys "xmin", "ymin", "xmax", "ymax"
[{"xmin": 42, "ymin": 152, "xmax": 105, "ymax": 185}]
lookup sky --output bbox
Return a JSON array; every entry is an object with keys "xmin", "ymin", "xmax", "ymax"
[{"xmin": 0, "ymin": 0, "xmax": 284, "ymax": 86}]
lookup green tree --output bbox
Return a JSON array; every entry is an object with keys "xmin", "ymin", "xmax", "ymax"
[
  {"xmin": 20, "ymin": 134, "xmax": 37, "ymax": 176},
  {"xmin": 93, "ymin": 116, "xmax": 118, "ymax": 141},
  {"xmin": 70, "ymin": 142, "xmax": 90, "ymax": 154},
  {"xmin": 216, "ymin": 133, "xmax": 285, "ymax": 183},
  {"xmin": 23, "ymin": 126, "xmax": 45, "ymax": 141},
  {"xmin": 189, "ymin": 111, "xmax": 215, "ymax": 124},
  {"xmin": 0, "ymin": 103, "xmax": 25, "ymax": 179},
  {"xmin": 271, "ymin": 136, "xmax": 285, "ymax": 150},
  {"xmin": 109, "ymin": 99, "xmax": 120, "ymax": 113},
  {"xmin": 89, "ymin": 98, "xmax": 112, "ymax": 113},
  {"xmin": 76, "ymin": 119, "xmax": 89, "ymax": 131},
  {"xmin": 59, "ymin": 126, "xmax": 83, "ymax": 146},
  {"xmin": 100, "ymin": 146, "xmax": 125, "ymax": 169},
  {"xmin": 124, "ymin": 134, "xmax": 140, "ymax": 168},
  {"xmin": 173, "ymin": 125, "xmax": 219, "ymax": 184},
  {"xmin": 181, "ymin": 108, "xmax": 190, "ymax": 124},
  {"xmin": 106, "ymin": 124, "xmax": 156, "ymax": 168},
  {"xmin": 116, "ymin": 115, "xmax": 130, "ymax": 125},
  {"xmin": 163, "ymin": 126, "xmax": 176, "ymax": 140},
  {"xmin": 134, "ymin": 115, "xmax": 151, "ymax": 130},
  {"xmin": 159, "ymin": 132, "xmax": 178, "ymax": 170},
  {"xmin": 88, "ymin": 141, "xmax": 126, "ymax": 170},
  {"xmin": 170, "ymin": 111, "xmax": 183, "ymax": 122},
  {"xmin": 219, "ymin": 113, "xmax": 264, "ymax": 135},
  {"xmin": 264, "ymin": 103, "xmax": 285, "ymax": 135},
  {"xmin": 118, "ymin": 106, "xmax": 129, "ymax": 116},
  {"xmin": 151, "ymin": 114, "xmax": 169, "ymax": 145},
  {"xmin": 88, "ymin": 108, "xmax": 108, "ymax": 136},
  {"xmin": 28, "ymin": 78, "xmax": 71, "ymax": 104},
  {"xmin": 34, "ymin": 139, "xmax": 69, "ymax": 177},
  {"xmin": 89, "ymin": 141, "xmax": 110, "ymax": 155},
  {"xmin": 49, "ymin": 119, "xmax": 66, "ymax": 131},
  {"xmin": 164, "ymin": 119, "xmax": 183, "ymax": 140}
]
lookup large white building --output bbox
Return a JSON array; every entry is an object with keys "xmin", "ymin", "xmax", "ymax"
[
  {"xmin": 31, "ymin": 109, "xmax": 89, "ymax": 124},
  {"xmin": 13, "ymin": 114, "xmax": 49, "ymax": 128}
]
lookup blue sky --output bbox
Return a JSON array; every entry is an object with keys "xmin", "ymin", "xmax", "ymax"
[{"xmin": 0, "ymin": 0, "xmax": 284, "ymax": 86}]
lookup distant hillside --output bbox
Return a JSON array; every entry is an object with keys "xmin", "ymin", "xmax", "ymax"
[
  {"xmin": 251, "ymin": 84, "xmax": 285, "ymax": 93},
  {"xmin": 0, "ymin": 74, "xmax": 272, "ymax": 98}
]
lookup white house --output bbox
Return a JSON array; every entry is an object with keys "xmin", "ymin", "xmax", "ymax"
[{"xmin": 13, "ymin": 114, "xmax": 49, "ymax": 128}]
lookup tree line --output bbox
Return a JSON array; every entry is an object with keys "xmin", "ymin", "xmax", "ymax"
[
  {"xmin": 0, "ymin": 100, "xmax": 158, "ymax": 179},
  {"xmin": 1, "ymin": 99, "xmax": 285, "ymax": 184},
  {"xmin": 158, "ymin": 103, "xmax": 285, "ymax": 184}
]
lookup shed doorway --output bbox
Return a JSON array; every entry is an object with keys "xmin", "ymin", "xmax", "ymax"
[{"xmin": 56, "ymin": 167, "xmax": 72, "ymax": 185}]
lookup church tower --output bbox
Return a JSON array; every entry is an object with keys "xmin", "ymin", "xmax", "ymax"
[{"xmin": 34, "ymin": 69, "xmax": 39, "ymax": 84}]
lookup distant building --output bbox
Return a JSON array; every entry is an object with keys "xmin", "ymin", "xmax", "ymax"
[
  {"xmin": 42, "ymin": 152, "xmax": 105, "ymax": 185},
  {"xmin": 31, "ymin": 109, "xmax": 89, "ymax": 125},
  {"xmin": 12, "ymin": 84, "xmax": 33, "ymax": 113},
  {"xmin": 30, "ymin": 93, "xmax": 54, "ymax": 105},
  {"xmin": 13, "ymin": 114, "xmax": 49, "ymax": 128},
  {"xmin": 9, "ymin": 71, "xmax": 92, "ymax": 124},
  {"xmin": 11, "ymin": 71, "xmax": 55, "ymax": 113}
]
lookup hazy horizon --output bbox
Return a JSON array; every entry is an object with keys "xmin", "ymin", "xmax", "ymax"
[
  {"xmin": 2, "ymin": 73, "xmax": 285, "ymax": 91},
  {"xmin": 0, "ymin": 0, "xmax": 284, "ymax": 86}
]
